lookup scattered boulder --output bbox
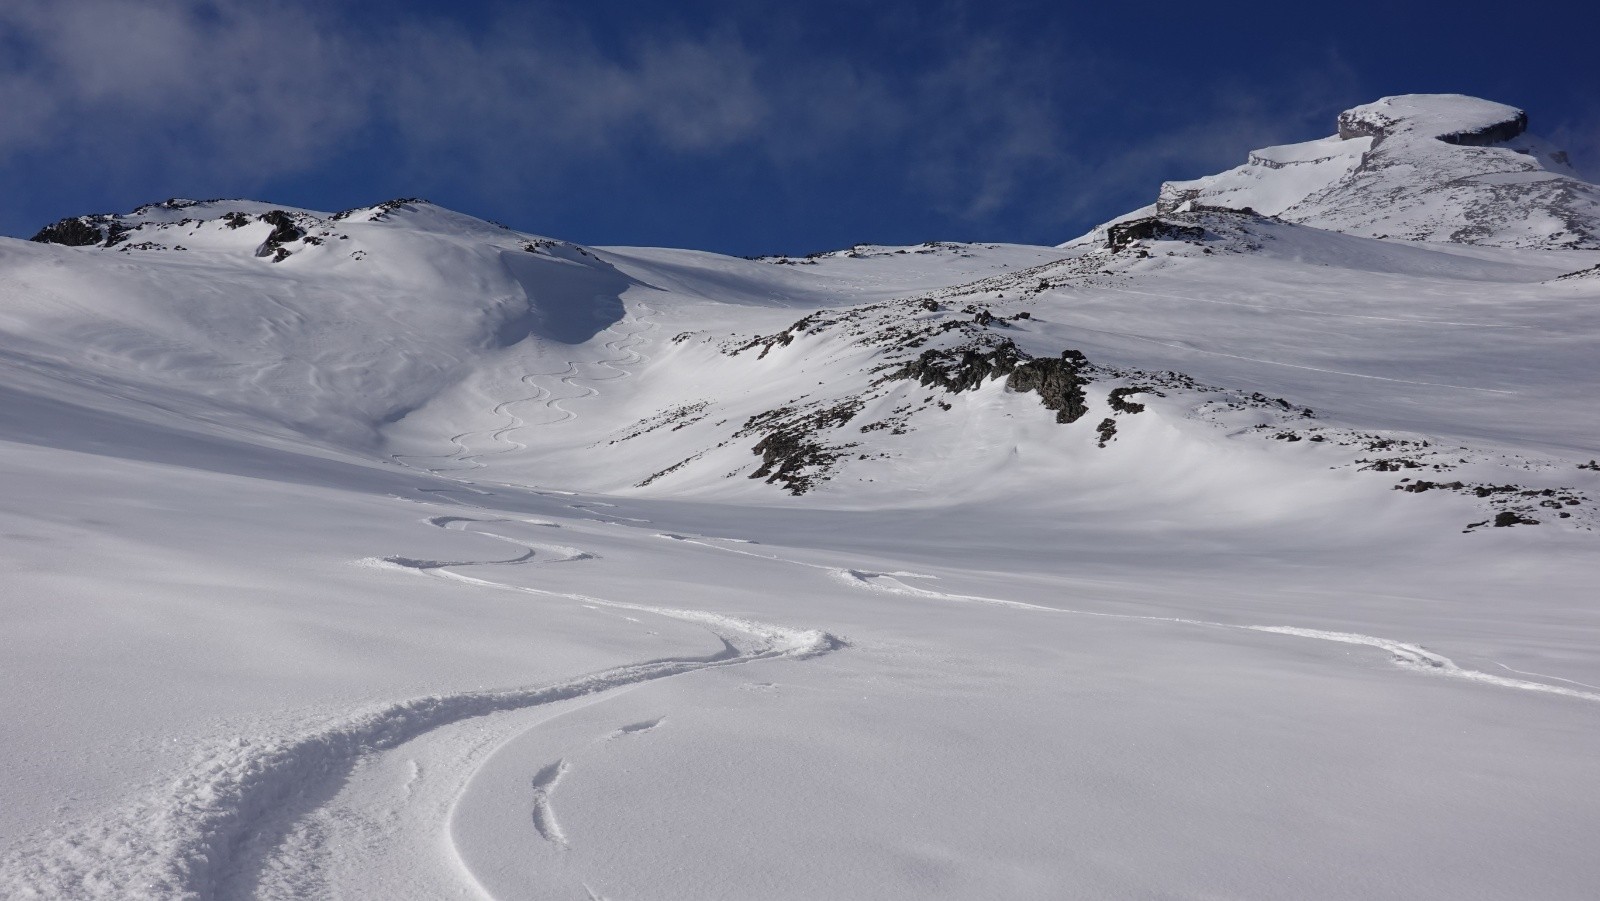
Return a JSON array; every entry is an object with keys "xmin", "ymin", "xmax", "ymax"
[
  {"xmin": 1493, "ymin": 511, "xmax": 1538, "ymax": 527},
  {"xmin": 1107, "ymin": 386, "xmax": 1158, "ymax": 414},
  {"xmin": 1095, "ymin": 418, "xmax": 1118, "ymax": 447},
  {"xmin": 1394, "ymin": 480, "xmax": 1466, "ymax": 493}
]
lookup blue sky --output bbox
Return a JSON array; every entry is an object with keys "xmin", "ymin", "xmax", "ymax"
[{"xmin": 3, "ymin": 0, "xmax": 1596, "ymax": 255}]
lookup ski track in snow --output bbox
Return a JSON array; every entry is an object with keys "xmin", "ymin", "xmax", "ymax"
[
  {"xmin": 612, "ymin": 716, "xmax": 666, "ymax": 738},
  {"xmin": 657, "ymin": 529, "xmax": 1600, "ymax": 704},
  {"xmin": 525, "ymin": 718, "xmax": 668, "ymax": 855},
  {"xmin": 528, "ymin": 759, "xmax": 571, "ymax": 848},
  {"xmin": 0, "ymin": 489, "xmax": 839, "ymax": 901},
  {"xmin": 832, "ymin": 570, "xmax": 1600, "ymax": 703},
  {"xmin": 390, "ymin": 305, "xmax": 657, "ymax": 474}
]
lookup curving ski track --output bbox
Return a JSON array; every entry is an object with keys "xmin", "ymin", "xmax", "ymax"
[
  {"xmin": 832, "ymin": 570, "xmax": 1600, "ymax": 703},
  {"xmin": 656, "ymin": 529, "xmax": 1600, "ymax": 704},
  {"xmin": 0, "ymin": 498, "xmax": 839, "ymax": 901},
  {"xmin": 389, "ymin": 304, "xmax": 657, "ymax": 474}
]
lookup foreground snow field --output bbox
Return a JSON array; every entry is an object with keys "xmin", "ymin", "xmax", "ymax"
[{"xmin": 3, "ymin": 95, "xmax": 1600, "ymax": 899}]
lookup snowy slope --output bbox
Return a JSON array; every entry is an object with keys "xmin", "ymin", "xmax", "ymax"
[{"xmin": 3, "ymin": 95, "xmax": 1600, "ymax": 900}]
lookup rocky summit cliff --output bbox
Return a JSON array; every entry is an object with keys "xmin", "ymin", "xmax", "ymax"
[{"xmin": 1123, "ymin": 94, "xmax": 1599, "ymax": 249}]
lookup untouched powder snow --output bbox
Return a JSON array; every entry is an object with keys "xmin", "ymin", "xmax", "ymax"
[{"xmin": 4, "ymin": 95, "xmax": 1600, "ymax": 899}]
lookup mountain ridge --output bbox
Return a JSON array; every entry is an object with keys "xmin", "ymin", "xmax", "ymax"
[{"xmin": 6, "ymin": 94, "xmax": 1599, "ymax": 534}]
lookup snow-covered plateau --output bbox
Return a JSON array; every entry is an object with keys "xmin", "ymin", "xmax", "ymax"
[{"xmin": 3, "ymin": 94, "xmax": 1599, "ymax": 899}]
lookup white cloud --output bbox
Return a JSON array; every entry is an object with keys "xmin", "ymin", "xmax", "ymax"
[{"xmin": 0, "ymin": 0, "xmax": 1379, "ymax": 237}]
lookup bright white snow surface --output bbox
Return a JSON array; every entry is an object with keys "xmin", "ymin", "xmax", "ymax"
[{"xmin": 4, "ymin": 113, "xmax": 1600, "ymax": 900}]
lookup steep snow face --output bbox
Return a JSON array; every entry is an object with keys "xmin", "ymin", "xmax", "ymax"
[{"xmin": 1138, "ymin": 94, "xmax": 1599, "ymax": 249}]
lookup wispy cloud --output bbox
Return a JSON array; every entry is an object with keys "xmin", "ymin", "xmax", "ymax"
[
  {"xmin": 0, "ymin": 0, "xmax": 1385, "ymax": 241},
  {"xmin": 0, "ymin": 1, "xmax": 370, "ymax": 175}
]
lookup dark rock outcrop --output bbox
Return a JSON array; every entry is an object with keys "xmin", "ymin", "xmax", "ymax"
[
  {"xmin": 30, "ymin": 218, "xmax": 103, "ymax": 246},
  {"xmin": 895, "ymin": 341, "xmax": 1025, "ymax": 393},
  {"xmin": 1108, "ymin": 386, "xmax": 1159, "ymax": 414},
  {"xmin": 1106, "ymin": 217, "xmax": 1205, "ymax": 251},
  {"xmin": 259, "ymin": 210, "xmax": 304, "ymax": 245},
  {"xmin": 255, "ymin": 210, "xmax": 305, "ymax": 261},
  {"xmin": 892, "ymin": 341, "xmax": 1091, "ymax": 425},
  {"xmin": 1004, "ymin": 351, "xmax": 1090, "ymax": 424},
  {"xmin": 749, "ymin": 430, "xmax": 848, "ymax": 495},
  {"xmin": 1437, "ymin": 112, "xmax": 1529, "ymax": 147},
  {"xmin": 740, "ymin": 399, "xmax": 864, "ymax": 495},
  {"xmin": 331, "ymin": 197, "xmax": 430, "ymax": 223}
]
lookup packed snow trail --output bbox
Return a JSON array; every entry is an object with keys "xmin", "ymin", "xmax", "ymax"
[{"xmin": 0, "ymin": 498, "xmax": 839, "ymax": 901}]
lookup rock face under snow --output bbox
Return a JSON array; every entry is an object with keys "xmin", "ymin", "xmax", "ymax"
[{"xmin": 1139, "ymin": 93, "xmax": 1598, "ymax": 249}]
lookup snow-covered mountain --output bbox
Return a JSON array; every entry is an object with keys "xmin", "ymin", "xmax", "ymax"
[
  {"xmin": 1114, "ymin": 93, "xmax": 1600, "ymax": 249},
  {"xmin": 4, "ymin": 94, "xmax": 1600, "ymax": 900}
]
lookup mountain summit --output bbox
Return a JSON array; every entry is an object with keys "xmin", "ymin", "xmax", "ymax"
[{"xmin": 1144, "ymin": 93, "xmax": 1598, "ymax": 248}]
